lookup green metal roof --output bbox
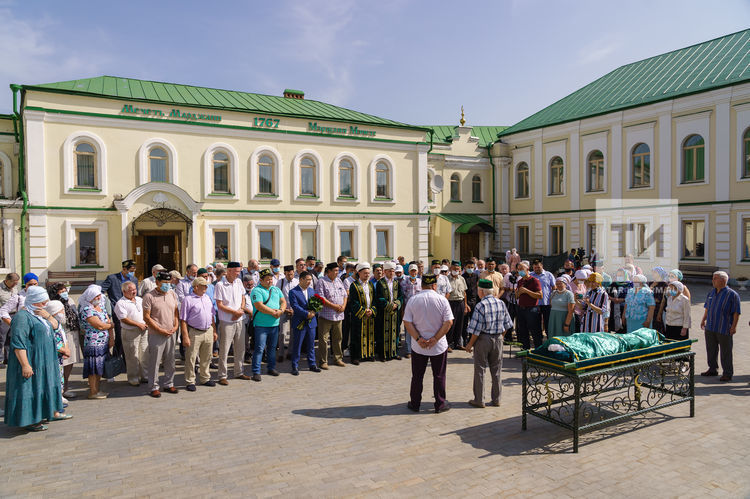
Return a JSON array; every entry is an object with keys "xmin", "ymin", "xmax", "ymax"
[
  {"xmin": 24, "ymin": 76, "xmax": 426, "ymax": 131},
  {"xmin": 436, "ymin": 213, "xmax": 495, "ymax": 233},
  {"xmin": 427, "ymin": 125, "xmax": 509, "ymax": 147},
  {"xmin": 500, "ymin": 29, "xmax": 750, "ymax": 136}
]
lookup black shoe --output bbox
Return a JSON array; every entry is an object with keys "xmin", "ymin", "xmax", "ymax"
[
  {"xmin": 291, "ymin": 368, "xmax": 299, "ymax": 376},
  {"xmin": 407, "ymin": 402, "xmax": 420, "ymax": 413},
  {"xmin": 202, "ymin": 380, "xmax": 216, "ymax": 387},
  {"xmin": 268, "ymin": 369, "xmax": 280, "ymax": 376},
  {"xmin": 435, "ymin": 403, "xmax": 451, "ymax": 414},
  {"xmin": 700, "ymin": 370, "xmax": 718, "ymax": 376},
  {"xmin": 185, "ymin": 384, "xmax": 196, "ymax": 392},
  {"xmin": 351, "ymin": 359, "xmax": 360, "ymax": 365},
  {"xmin": 310, "ymin": 366, "xmax": 321, "ymax": 373},
  {"xmin": 251, "ymin": 374, "xmax": 262, "ymax": 382},
  {"xmin": 394, "ymin": 355, "xmax": 402, "ymax": 360}
]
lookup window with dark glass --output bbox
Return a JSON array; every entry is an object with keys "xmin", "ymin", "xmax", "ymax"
[
  {"xmin": 472, "ymin": 175, "xmax": 482, "ymax": 202},
  {"xmin": 549, "ymin": 156, "xmax": 564, "ymax": 195},
  {"xmin": 258, "ymin": 154, "xmax": 275, "ymax": 195},
  {"xmin": 300, "ymin": 157, "xmax": 316, "ymax": 196},
  {"xmin": 375, "ymin": 162, "xmax": 389, "ymax": 198},
  {"xmin": 450, "ymin": 173, "xmax": 460, "ymax": 201},
  {"xmin": 631, "ymin": 143, "xmax": 651, "ymax": 188},
  {"xmin": 212, "ymin": 151, "xmax": 229, "ymax": 193},
  {"xmin": 516, "ymin": 162, "xmax": 529, "ymax": 198},
  {"xmin": 682, "ymin": 134, "xmax": 705, "ymax": 183},
  {"xmin": 75, "ymin": 142, "xmax": 97, "ymax": 188},
  {"xmin": 587, "ymin": 150, "xmax": 604, "ymax": 192},
  {"xmin": 338, "ymin": 159, "xmax": 353, "ymax": 197}
]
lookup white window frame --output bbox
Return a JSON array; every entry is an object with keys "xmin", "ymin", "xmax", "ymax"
[
  {"xmin": 737, "ymin": 211, "xmax": 750, "ymax": 265},
  {"xmin": 735, "ymin": 103, "xmax": 750, "ymax": 182},
  {"xmin": 65, "ymin": 219, "xmax": 108, "ymax": 271},
  {"xmin": 293, "ymin": 221, "xmax": 321, "ymax": 260},
  {"xmin": 675, "ymin": 112, "xmax": 711, "ymax": 187},
  {"xmin": 678, "ymin": 214, "xmax": 709, "ymax": 264},
  {"xmin": 548, "ymin": 157, "xmax": 565, "ymax": 196},
  {"xmin": 449, "ymin": 173, "xmax": 462, "ymax": 202},
  {"xmin": 292, "ymin": 149, "xmax": 323, "ymax": 202},
  {"xmin": 204, "ymin": 221, "xmax": 239, "ymax": 264},
  {"xmin": 63, "ymin": 131, "xmax": 107, "ymax": 195},
  {"xmin": 471, "ymin": 174, "xmax": 483, "ymax": 203},
  {"xmin": 625, "ymin": 216, "xmax": 657, "ymax": 263},
  {"xmin": 544, "ymin": 140, "xmax": 566, "ymax": 197},
  {"xmin": 625, "ymin": 122, "xmax": 655, "ymax": 191},
  {"xmin": 138, "ymin": 137, "xmax": 178, "ymax": 186},
  {"xmin": 514, "ymin": 162, "xmax": 531, "ymax": 200},
  {"xmin": 545, "ymin": 219, "xmax": 566, "ymax": 255},
  {"xmin": 249, "ymin": 145, "xmax": 283, "ymax": 201},
  {"xmin": 369, "ymin": 154, "xmax": 395, "ymax": 204},
  {"xmin": 332, "ymin": 152, "xmax": 360, "ymax": 202},
  {"xmin": 512, "ymin": 146, "xmax": 532, "ymax": 200},
  {"xmin": 203, "ymin": 142, "xmax": 240, "ymax": 200},
  {"xmin": 582, "ymin": 131, "xmax": 608, "ymax": 195},
  {"xmin": 0, "ymin": 151, "xmax": 13, "ymax": 199},
  {"xmin": 0, "ymin": 218, "xmax": 15, "ymax": 273},
  {"xmin": 250, "ymin": 221, "xmax": 283, "ymax": 262},
  {"xmin": 333, "ymin": 222, "xmax": 361, "ymax": 261},
  {"xmin": 370, "ymin": 222, "xmax": 396, "ymax": 261},
  {"xmin": 583, "ymin": 219, "xmax": 605, "ymax": 259}
]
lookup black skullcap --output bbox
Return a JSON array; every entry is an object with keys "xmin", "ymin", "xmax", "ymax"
[
  {"xmin": 431, "ymin": 259, "xmax": 440, "ymax": 266},
  {"xmin": 259, "ymin": 268, "xmax": 272, "ymax": 279},
  {"xmin": 422, "ymin": 274, "xmax": 437, "ymax": 285},
  {"xmin": 227, "ymin": 261, "xmax": 242, "ymax": 268},
  {"xmin": 283, "ymin": 265, "xmax": 294, "ymax": 272},
  {"xmin": 326, "ymin": 262, "xmax": 339, "ymax": 271},
  {"xmin": 122, "ymin": 259, "xmax": 136, "ymax": 268},
  {"xmin": 156, "ymin": 271, "xmax": 171, "ymax": 281}
]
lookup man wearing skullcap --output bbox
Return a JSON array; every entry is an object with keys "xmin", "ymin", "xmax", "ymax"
[
  {"xmin": 315, "ymin": 262, "xmax": 348, "ymax": 368},
  {"xmin": 101, "ymin": 259, "xmax": 138, "ymax": 358},
  {"xmin": 340, "ymin": 263, "xmax": 357, "ymax": 354},
  {"xmin": 400, "ymin": 264, "xmax": 421, "ymax": 358},
  {"xmin": 446, "ymin": 260, "xmax": 469, "ymax": 350},
  {"xmin": 461, "ymin": 261, "xmax": 479, "ymax": 347},
  {"xmin": 465, "ymin": 279, "xmax": 513, "ymax": 408},
  {"xmin": 250, "ymin": 268, "xmax": 286, "ymax": 381},
  {"xmin": 215, "ymin": 262, "xmax": 250, "ymax": 384},
  {"xmin": 374, "ymin": 261, "xmax": 404, "ymax": 361},
  {"xmin": 348, "ymin": 262, "xmax": 377, "ymax": 364},
  {"xmin": 276, "ymin": 265, "xmax": 298, "ymax": 361},
  {"xmin": 403, "ymin": 274, "xmax": 454, "ymax": 413}
]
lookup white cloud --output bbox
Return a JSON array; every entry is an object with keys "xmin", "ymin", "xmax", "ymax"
[{"xmin": 577, "ymin": 41, "xmax": 621, "ymax": 66}]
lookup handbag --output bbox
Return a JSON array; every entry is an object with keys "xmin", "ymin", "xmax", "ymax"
[{"xmin": 103, "ymin": 350, "xmax": 126, "ymax": 379}]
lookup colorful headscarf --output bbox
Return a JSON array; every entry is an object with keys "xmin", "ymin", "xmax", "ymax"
[
  {"xmin": 652, "ymin": 266, "xmax": 668, "ymax": 281},
  {"xmin": 669, "ymin": 269, "xmax": 683, "ymax": 281}
]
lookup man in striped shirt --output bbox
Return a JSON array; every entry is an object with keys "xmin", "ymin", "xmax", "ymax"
[
  {"xmin": 465, "ymin": 279, "xmax": 514, "ymax": 408},
  {"xmin": 700, "ymin": 271, "xmax": 741, "ymax": 382}
]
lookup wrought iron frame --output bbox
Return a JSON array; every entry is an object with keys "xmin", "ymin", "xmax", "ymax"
[{"xmin": 522, "ymin": 351, "xmax": 695, "ymax": 453}]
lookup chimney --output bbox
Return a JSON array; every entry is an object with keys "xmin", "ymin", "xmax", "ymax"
[{"xmin": 283, "ymin": 89, "xmax": 304, "ymax": 99}]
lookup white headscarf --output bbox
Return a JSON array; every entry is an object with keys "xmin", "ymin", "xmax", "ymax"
[
  {"xmin": 24, "ymin": 286, "xmax": 49, "ymax": 314},
  {"xmin": 78, "ymin": 284, "xmax": 103, "ymax": 312}
]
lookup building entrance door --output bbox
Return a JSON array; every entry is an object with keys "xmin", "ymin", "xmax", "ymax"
[
  {"xmin": 460, "ymin": 233, "xmax": 480, "ymax": 260},
  {"xmin": 132, "ymin": 231, "xmax": 183, "ymax": 277}
]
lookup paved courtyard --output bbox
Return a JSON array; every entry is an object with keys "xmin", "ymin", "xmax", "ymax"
[{"xmin": 1, "ymin": 286, "xmax": 749, "ymax": 498}]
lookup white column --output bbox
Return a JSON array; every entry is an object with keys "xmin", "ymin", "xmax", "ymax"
[
  {"xmin": 569, "ymin": 131, "xmax": 580, "ymax": 210},
  {"xmin": 610, "ymin": 122, "xmax": 623, "ymax": 201},
  {"xmin": 24, "ymin": 112, "xmax": 46, "ymax": 206},
  {"xmin": 533, "ymin": 139, "xmax": 543, "ymax": 213},
  {"xmin": 120, "ymin": 211, "xmax": 128, "ymax": 260},
  {"xmin": 417, "ymin": 146, "xmax": 429, "ymax": 213},
  {"xmin": 715, "ymin": 100, "xmax": 730, "ymax": 201},
  {"xmin": 658, "ymin": 113, "xmax": 672, "ymax": 201},
  {"xmin": 715, "ymin": 208, "xmax": 731, "ymax": 270},
  {"xmin": 191, "ymin": 213, "xmax": 200, "ymax": 265},
  {"xmin": 417, "ymin": 215, "xmax": 429, "ymax": 263},
  {"xmin": 499, "ymin": 158, "xmax": 511, "ymax": 253}
]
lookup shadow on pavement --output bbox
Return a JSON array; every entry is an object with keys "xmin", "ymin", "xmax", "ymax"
[
  {"xmin": 292, "ymin": 403, "xmax": 417, "ymax": 419},
  {"xmin": 695, "ymin": 374, "xmax": 750, "ymax": 397}
]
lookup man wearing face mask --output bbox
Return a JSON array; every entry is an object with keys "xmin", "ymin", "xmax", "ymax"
[
  {"xmin": 515, "ymin": 262, "xmax": 543, "ymax": 350},
  {"xmin": 175, "ymin": 264, "xmax": 199, "ymax": 303},
  {"xmin": 143, "ymin": 271, "xmax": 180, "ymax": 397},
  {"xmin": 446, "ymin": 261, "xmax": 469, "ymax": 350},
  {"xmin": 269, "ymin": 259, "xmax": 282, "ymax": 286},
  {"xmin": 558, "ymin": 259, "xmax": 576, "ymax": 278},
  {"xmin": 101, "ymin": 260, "xmax": 138, "ymax": 358},
  {"xmin": 462, "ymin": 261, "xmax": 479, "ymax": 348},
  {"xmin": 240, "ymin": 259, "xmax": 261, "ymax": 286}
]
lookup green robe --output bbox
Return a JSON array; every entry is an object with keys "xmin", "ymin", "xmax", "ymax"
[
  {"xmin": 375, "ymin": 278, "xmax": 404, "ymax": 359},
  {"xmin": 4, "ymin": 310, "xmax": 63, "ymax": 428},
  {"xmin": 348, "ymin": 281, "xmax": 377, "ymax": 360}
]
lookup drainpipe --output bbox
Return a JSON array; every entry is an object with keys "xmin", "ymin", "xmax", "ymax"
[
  {"xmin": 11, "ymin": 84, "xmax": 28, "ymax": 275},
  {"xmin": 486, "ymin": 144, "xmax": 497, "ymax": 249}
]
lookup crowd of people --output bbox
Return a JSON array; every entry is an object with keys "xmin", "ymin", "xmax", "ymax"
[{"xmin": 0, "ymin": 250, "xmax": 743, "ymax": 431}]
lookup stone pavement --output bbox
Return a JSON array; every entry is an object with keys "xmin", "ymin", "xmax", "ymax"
[{"xmin": 1, "ymin": 286, "xmax": 749, "ymax": 497}]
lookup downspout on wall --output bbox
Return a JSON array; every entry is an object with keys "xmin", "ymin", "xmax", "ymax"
[{"xmin": 10, "ymin": 84, "xmax": 28, "ymax": 275}]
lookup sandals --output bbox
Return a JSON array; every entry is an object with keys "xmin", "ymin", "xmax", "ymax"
[
  {"xmin": 26, "ymin": 424, "xmax": 48, "ymax": 432},
  {"xmin": 50, "ymin": 413, "xmax": 74, "ymax": 421}
]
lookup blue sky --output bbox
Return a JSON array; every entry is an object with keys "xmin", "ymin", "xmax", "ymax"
[{"xmin": 1, "ymin": 1, "xmax": 747, "ymax": 126}]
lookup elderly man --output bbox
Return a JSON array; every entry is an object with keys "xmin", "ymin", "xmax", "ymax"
[
  {"xmin": 403, "ymin": 274, "xmax": 454, "ymax": 414},
  {"xmin": 101, "ymin": 259, "xmax": 139, "ymax": 357},
  {"xmin": 241, "ymin": 259, "xmax": 261, "ymax": 286},
  {"xmin": 139, "ymin": 264, "xmax": 166, "ymax": 297},
  {"xmin": 446, "ymin": 260, "xmax": 469, "ymax": 351},
  {"xmin": 276, "ymin": 265, "xmax": 298, "ymax": 361},
  {"xmin": 0, "ymin": 273, "xmax": 37, "ymax": 327},
  {"xmin": 464, "ymin": 279, "xmax": 514, "ymax": 408},
  {"xmin": 114, "ymin": 281, "xmax": 147, "ymax": 386},
  {"xmin": 475, "ymin": 259, "xmax": 486, "ymax": 275},
  {"xmin": 180, "ymin": 277, "xmax": 217, "ymax": 391},
  {"xmin": 701, "ymin": 271, "xmax": 741, "ymax": 382},
  {"xmin": 515, "ymin": 262, "xmax": 543, "ymax": 350},
  {"xmin": 315, "ymin": 262, "xmax": 348, "ymax": 368},
  {"xmin": 289, "ymin": 271, "xmax": 320, "ymax": 375},
  {"xmin": 0, "ymin": 272, "xmax": 19, "ymax": 365},
  {"xmin": 250, "ymin": 268, "xmax": 285, "ymax": 381},
  {"xmin": 175, "ymin": 264, "xmax": 199, "ymax": 302},
  {"xmin": 375, "ymin": 261, "xmax": 404, "ymax": 361},
  {"xmin": 348, "ymin": 262, "xmax": 377, "ymax": 365},
  {"xmin": 215, "ymin": 261, "xmax": 249, "ymax": 384},
  {"xmin": 143, "ymin": 271, "xmax": 180, "ymax": 397}
]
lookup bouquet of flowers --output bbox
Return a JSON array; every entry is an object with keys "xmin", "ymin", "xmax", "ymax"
[{"xmin": 297, "ymin": 294, "xmax": 324, "ymax": 329}]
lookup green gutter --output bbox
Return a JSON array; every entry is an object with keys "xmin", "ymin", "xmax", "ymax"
[{"xmin": 10, "ymin": 84, "xmax": 27, "ymax": 275}]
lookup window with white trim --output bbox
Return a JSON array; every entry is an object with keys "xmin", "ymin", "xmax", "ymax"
[
  {"xmin": 471, "ymin": 175, "xmax": 482, "ymax": 202},
  {"xmin": 338, "ymin": 159, "xmax": 354, "ymax": 198},
  {"xmin": 376, "ymin": 229, "xmax": 390, "ymax": 258},
  {"xmin": 299, "ymin": 156, "xmax": 317, "ymax": 197},
  {"xmin": 300, "ymin": 229, "xmax": 316, "ymax": 258},
  {"xmin": 258, "ymin": 154, "xmax": 276, "ymax": 195},
  {"xmin": 212, "ymin": 151, "xmax": 230, "ymax": 193},
  {"xmin": 681, "ymin": 134, "xmax": 705, "ymax": 183},
  {"xmin": 515, "ymin": 162, "xmax": 529, "ymax": 199},
  {"xmin": 549, "ymin": 156, "xmax": 564, "ymax": 195},
  {"xmin": 550, "ymin": 225, "xmax": 564, "ymax": 255},
  {"xmin": 259, "ymin": 230, "xmax": 274, "ymax": 261},
  {"xmin": 340, "ymin": 230, "xmax": 354, "ymax": 258},
  {"xmin": 631, "ymin": 143, "xmax": 651, "ymax": 188},
  {"xmin": 681, "ymin": 220, "xmax": 705, "ymax": 260},
  {"xmin": 75, "ymin": 142, "xmax": 97, "ymax": 188},
  {"xmin": 742, "ymin": 217, "xmax": 750, "ymax": 261},
  {"xmin": 213, "ymin": 229, "xmax": 230, "ymax": 261},
  {"xmin": 449, "ymin": 173, "xmax": 461, "ymax": 202},
  {"xmin": 149, "ymin": 147, "xmax": 168, "ymax": 182},
  {"xmin": 517, "ymin": 225, "xmax": 529, "ymax": 255},
  {"xmin": 375, "ymin": 161, "xmax": 390, "ymax": 199},
  {"xmin": 76, "ymin": 228, "xmax": 99, "ymax": 266},
  {"xmin": 587, "ymin": 150, "xmax": 604, "ymax": 192}
]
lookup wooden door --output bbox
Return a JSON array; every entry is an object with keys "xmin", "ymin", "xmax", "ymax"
[
  {"xmin": 132, "ymin": 235, "xmax": 145, "ymax": 280},
  {"xmin": 460, "ymin": 233, "xmax": 480, "ymax": 260},
  {"xmin": 145, "ymin": 234, "xmax": 177, "ymax": 272}
]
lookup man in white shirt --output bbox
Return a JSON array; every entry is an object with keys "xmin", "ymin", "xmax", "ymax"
[
  {"xmin": 114, "ymin": 281, "xmax": 147, "ymax": 386},
  {"xmin": 214, "ymin": 261, "xmax": 249, "ymax": 384},
  {"xmin": 402, "ymin": 274, "xmax": 454, "ymax": 414},
  {"xmin": 138, "ymin": 264, "xmax": 165, "ymax": 297}
]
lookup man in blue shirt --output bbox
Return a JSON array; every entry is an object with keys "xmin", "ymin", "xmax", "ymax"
[
  {"xmin": 101, "ymin": 259, "xmax": 138, "ymax": 357},
  {"xmin": 700, "ymin": 271, "xmax": 741, "ymax": 381},
  {"xmin": 531, "ymin": 259, "xmax": 555, "ymax": 339}
]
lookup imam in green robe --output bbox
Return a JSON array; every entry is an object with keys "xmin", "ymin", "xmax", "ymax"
[
  {"xmin": 348, "ymin": 280, "xmax": 377, "ymax": 361},
  {"xmin": 4, "ymin": 310, "xmax": 63, "ymax": 428},
  {"xmin": 374, "ymin": 277, "xmax": 404, "ymax": 360}
]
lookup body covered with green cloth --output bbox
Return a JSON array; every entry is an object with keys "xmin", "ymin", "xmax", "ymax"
[{"xmin": 534, "ymin": 328, "xmax": 664, "ymax": 363}]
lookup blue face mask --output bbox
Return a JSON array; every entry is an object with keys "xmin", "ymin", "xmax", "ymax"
[
  {"xmin": 272, "ymin": 267, "xmax": 280, "ymax": 274},
  {"xmin": 160, "ymin": 283, "xmax": 171, "ymax": 293},
  {"xmin": 668, "ymin": 289, "xmax": 678, "ymax": 297},
  {"xmin": 59, "ymin": 291, "xmax": 69, "ymax": 300},
  {"xmin": 127, "ymin": 271, "xmax": 135, "ymax": 279},
  {"xmin": 518, "ymin": 270, "xmax": 527, "ymax": 277},
  {"xmin": 348, "ymin": 271, "xmax": 354, "ymax": 277}
]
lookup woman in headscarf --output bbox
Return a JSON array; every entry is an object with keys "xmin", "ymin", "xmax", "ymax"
[
  {"xmin": 649, "ymin": 267, "xmax": 669, "ymax": 333},
  {"xmin": 4, "ymin": 286, "xmax": 72, "ymax": 432},
  {"xmin": 548, "ymin": 276, "xmax": 575, "ymax": 336},
  {"xmin": 623, "ymin": 274, "xmax": 655, "ymax": 334},
  {"xmin": 663, "ymin": 281, "xmax": 691, "ymax": 340},
  {"xmin": 78, "ymin": 284, "xmax": 114, "ymax": 399},
  {"xmin": 607, "ymin": 268, "xmax": 632, "ymax": 333},
  {"xmin": 667, "ymin": 269, "xmax": 691, "ymax": 299},
  {"xmin": 45, "ymin": 301, "xmax": 70, "ymax": 397},
  {"xmin": 48, "ymin": 282, "xmax": 80, "ymax": 399},
  {"xmin": 580, "ymin": 273, "xmax": 609, "ymax": 333},
  {"xmin": 572, "ymin": 269, "xmax": 591, "ymax": 332}
]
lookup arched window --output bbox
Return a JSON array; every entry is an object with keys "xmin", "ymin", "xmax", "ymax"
[
  {"xmin": 148, "ymin": 147, "xmax": 168, "ymax": 182},
  {"xmin": 338, "ymin": 159, "xmax": 353, "ymax": 197},
  {"xmin": 427, "ymin": 171, "xmax": 434, "ymax": 203},
  {"xmin": 258, "ymin": 154, "xmax": 275, "ymax": 195},
  {"xmin": 472, "ymin": 175, "xmax": 482, "ymax": 202},
  {"xmin": 744, "ymin": 128, "xmax": 750, "ymax": 179},
  {"xmin": 212, "ymin": 151, "xmax": 229, "ymax": 193},
  {"xmin": 75, "ymin": 142, "xmax": 97, "ymax": 188},
  {"xmin": 450, "ymin": 173, "xmax": 461, "ymax": 201},
  {"xmin": 375, "ymin": 161, "xmax": 390, "ymax": 199},
  {"xmin": 631, "ymin": 143, "xmax": 650, "ymax": 188},
  {"xmin": 516, "ymin": 162, "xmax": 529, "ymax": 198},
  {"xmin": 587, "ymin": 150, "xmax": 605, "ymax": 192},
  {"xmin": 299, "ymin": 156, "xmax": 316, "ymax": 196},
  {"xmin": 682, "ymin": 134, "xmax": 705, "ymax": 183},
  {"xmin": 549, "ymin": 156, "xmax": 564, "ymax": 195}
]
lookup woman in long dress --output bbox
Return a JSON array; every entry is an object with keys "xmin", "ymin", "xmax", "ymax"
[
  {"xmin": 78, "ymin": 285, "xmax": 114, "ymax": 399},
  {"xmin": 4, "ymin": 286, "xmax": 72, "ymax": 431},
  {"xmin": 623, "ymin": 274, "xmax": 655, "ymax": 334},
  {"xmin": 48, "ymin": 283, "xmax": 81, "ymax": 399}
]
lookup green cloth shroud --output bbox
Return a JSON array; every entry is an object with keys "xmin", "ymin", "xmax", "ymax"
[{"xmin": 534, "ymin": 328, "xmax": 664, "ymax": 362}]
